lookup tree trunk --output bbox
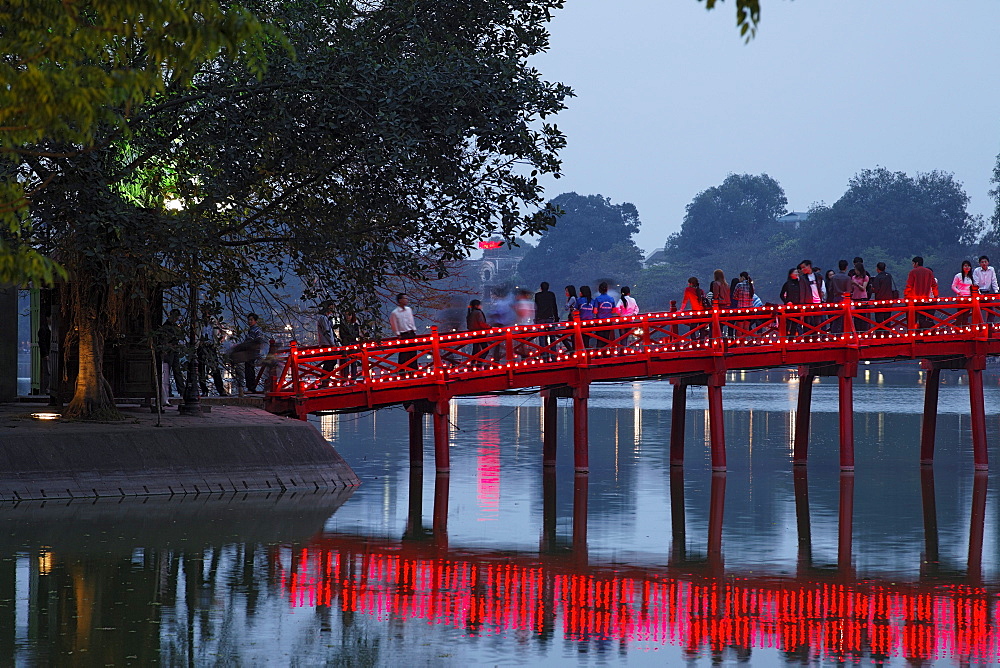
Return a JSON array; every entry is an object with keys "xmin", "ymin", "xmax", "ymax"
[{"xmin": 64, "ymin": 312, "xmax": 119, "ymax": 420}]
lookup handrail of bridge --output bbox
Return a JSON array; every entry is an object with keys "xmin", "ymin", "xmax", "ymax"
[{"xmin": 266, "ymin": 293, "xmax": 1000, "ymax": 408}]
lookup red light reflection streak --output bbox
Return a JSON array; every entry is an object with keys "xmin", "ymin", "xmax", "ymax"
[
  {"xmin": 282, "ymin": 544, "xmax": 1000, "ymax": 662},
  {"xmin": 476, "ymin": 417, "xmax": 501, "ymax": 520}
]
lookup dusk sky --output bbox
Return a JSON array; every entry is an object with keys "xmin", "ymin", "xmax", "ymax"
[{"xmin": 532, "ymin": 0, "xmax": 1000, "ymax": 256}]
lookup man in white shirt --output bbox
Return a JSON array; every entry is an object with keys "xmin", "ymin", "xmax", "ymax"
[
  {"xmin": 389, "ymin": 293, "xmax": 418, "ymax": 371},
  {"xmin": 973, "ymin": 255, "xmax": 999, "ymax": 323},
  {"xmin": 316, "ymin": 301, "xmax": 338, "ymax": 385}
]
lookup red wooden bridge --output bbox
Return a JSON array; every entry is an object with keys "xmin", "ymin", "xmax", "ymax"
[{"xmin": 265, "ymin": 293, "xmax": 1000, "ymax": 473}]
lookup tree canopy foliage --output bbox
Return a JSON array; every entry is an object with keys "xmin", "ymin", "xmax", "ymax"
[
  {"xmin": 668, "ymin": 173, "xmax": 787, "ymax": 259},
  {"xmin": 517, "ymin": 192, "xmax": 643, "ymax": 290},
  {"xmin": 0, "ymin": 0, "xmax": 274, "ymax": 285},
  {"xmin": 801, "ymin": 168, "xmax": 982, "ymax": 262},
  {"xmin": 15, "ymin": 0, "xmax": 571, "ymax": 416}
]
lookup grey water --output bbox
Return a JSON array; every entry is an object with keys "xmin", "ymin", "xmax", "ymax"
[{"xmin": 3, "ymin": 367, "xmax": 1000, "ymax": 666}]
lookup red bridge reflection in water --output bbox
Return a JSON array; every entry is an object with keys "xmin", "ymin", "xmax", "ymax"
[{"xmin": 280, "ymin": 538, "xmax": 1000, "ymax": 663}]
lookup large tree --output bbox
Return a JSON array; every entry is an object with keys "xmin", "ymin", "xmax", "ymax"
[
  {"xmin": 23, "ymin": 0, "xmax": 571, "ymax": 417},
  {"xmin": 0, "ymin": 0, "xmax": 272, "ymax": 285},
  {"xmin": 667, "ymin": 173, "xmax": 787, "ymax": 259},
  {"xmin": 517, "ymin": 192, "xmax": 643, "ymax": 291},
  {"xmin": 801, "ymin": 168, "xmax": 981, "ymax": 263}
]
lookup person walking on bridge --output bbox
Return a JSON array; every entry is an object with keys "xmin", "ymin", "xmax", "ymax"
[
  {"xmin": 389, "ymin": 293, "xmax": 419, "ymax": 372},
  {"xmin": 905, "ymin": 257, "xmax": 938, "ymax": 330},
  {"xmin": 533, "ymin": 282, "xmax": 558, "ymax": 356},
  {"xmin": 317, "ymin": 301, "xmax": 339, "ymax": 386}
]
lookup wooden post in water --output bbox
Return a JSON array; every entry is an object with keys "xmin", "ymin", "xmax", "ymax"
[
  {"xmin": 540, "ymin": 468, "xmax": 557, "ymax": 552},
  {"xmin": 793, "ymin": 369, "xmax": 815, "ymax": 465},
  {"xmin": 967, "ymin": 355, "xmax": 989, "ymax": 471},
  {"xmin": 573, "ymin": 385, "xmax": 589, "ymax": 473},
  {"xmin": 920, "ymin": 366, "xmax": 941, "ymax": 464},
  {"xmin": 670, "ymin": 382, "xmax": 686, "ymax": 466},
  {"xmin": 433, "ymin": 399, "xmax": 450, "ymax": 473}
]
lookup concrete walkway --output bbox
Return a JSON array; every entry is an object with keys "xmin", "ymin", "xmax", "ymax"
[{"xmin": 0, "ymin": 403, "xmax": 359, "ymax": 501}]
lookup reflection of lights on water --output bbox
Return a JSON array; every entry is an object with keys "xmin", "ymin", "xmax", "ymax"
[
  {"xmin": 320, "ymin": 413, "xmax": 338, "ymax": 441},
  {"xmin": 788, "ymin": 410, "xmax": 796, "ymax": 451},
  {"xmin": 632, "ymin": 383, "xmax": 642, "ymax": 448},
  {"xmin": 282, "ymin": 546, "xmax": 1000, "ymax": 663},
  {"xmin": 38, "ymin": 549, "xmax": 52, "ymax": 575}
]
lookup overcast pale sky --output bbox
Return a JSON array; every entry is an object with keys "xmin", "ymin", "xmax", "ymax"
[{"xmin": 531, "ymin": 0, "xmax": 1000, "ymax": 256}]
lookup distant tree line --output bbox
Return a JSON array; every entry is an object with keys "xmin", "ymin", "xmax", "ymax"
[{"xmin": 519, "ymin": 158, "xmax": 1000, "ymax": 313}]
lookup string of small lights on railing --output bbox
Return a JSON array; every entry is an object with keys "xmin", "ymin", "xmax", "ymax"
[{"xmin": 268, "ymin": 296, "xmax": 1000, "ymax": 398}]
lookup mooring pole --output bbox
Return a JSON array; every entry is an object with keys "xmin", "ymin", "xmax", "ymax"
[
  {"xmin": 670, "ymin": 382, "xmax": 686, "ymax": 466},
  {"xmin": 967, "ymin": 356, "xmax": 988, "ymax": 471},
  {"xmin": 920, "ymin": 367, "xmax": 941, "ymax": 465},
  {"xmin": 542, "ymin": 393, "xmax": 558, "ymax": 466},
  {"xmin": 408, "ymin": 410, "xmax": 423, "ymax": 468},
  {"xmin": 433, "ymin": 400, "xmax": 450, "ymax": 473},
  {"xmin": 793, "ymin": 371, "xmax": 814, "ymax": 465},
  {"xmin": 573, "ymin": 385, "xmax": 589, "ymax": 473}
]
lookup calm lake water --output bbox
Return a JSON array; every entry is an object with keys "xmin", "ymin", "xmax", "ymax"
[{"xmin": 3, "ymin": 367, "xmax": 1000, "ymax": 666}]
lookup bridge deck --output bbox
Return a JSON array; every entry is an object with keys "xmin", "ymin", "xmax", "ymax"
[{"xmin": 265, "ymin": 296, "xmax": 1000, "ymax": 415}]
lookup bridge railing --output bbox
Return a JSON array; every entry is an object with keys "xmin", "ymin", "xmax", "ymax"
[{"xmin": 270, "ymin": 294, "xmax": 998, "ymax": 398}]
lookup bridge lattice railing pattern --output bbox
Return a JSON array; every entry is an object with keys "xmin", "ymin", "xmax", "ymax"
[{"xmin": 268, "ymin": 295, "xmax": 1000, "ymax": 403}]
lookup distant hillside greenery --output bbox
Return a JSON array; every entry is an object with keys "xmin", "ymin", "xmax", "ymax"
[
  {"xmin": 516, "ymin": 192, "xmax": 644, "ymax": 292},
  {"xmin": 636, "ymin": 169, "xmax": 987, "ymax": 312}
]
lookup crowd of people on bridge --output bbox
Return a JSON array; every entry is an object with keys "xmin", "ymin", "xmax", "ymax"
[{"xmin": 153, "ymin": 254, "xmax": 1000, "ymax": 397}]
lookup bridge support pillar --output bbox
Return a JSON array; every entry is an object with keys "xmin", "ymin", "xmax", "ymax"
[
  {"xmin": 433, "ymin": 400, "xmax": 450, "ymax": 473},
  {"xmin": 707, "ymin": 381, "xmax": 726, "ymax": 472},
  {"xmin": 838, "ymin": 373, "xmax": 855, "ymax": 471},
  {"xmin": 923, "ymin": 355, "xmax": 988, "ymax": 470},
  {"xmin": 920, "ymin": 367, "xmax": 941, "ymax": 464},
  {"xmin": 408, "ymin": 411, "xmax": 424, "ymax": 468},
  {"xmin": 541, "ymin": 387, "xmax": 573, "ymax": 466},
  {"xmin": 793, "ymin": 370, "xmax": 815, "ymax": 465},
  {"xmin": 573, "ymin": 386, "xmax": 589, "ymax": 473},
  {"xmin": 968, "ymin": 356, "xmax": 989, "ymax": 471},
  {"xmin": 670, "ymin": 383, "xmax": 686, "ymax": 466},
  {"xmin": 572, "ymin": 473, "xmax": 589, "ymax": 561},
  {"xmin": 670, "ymin": 373, "xmax": 726, "ymax": 470}
]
